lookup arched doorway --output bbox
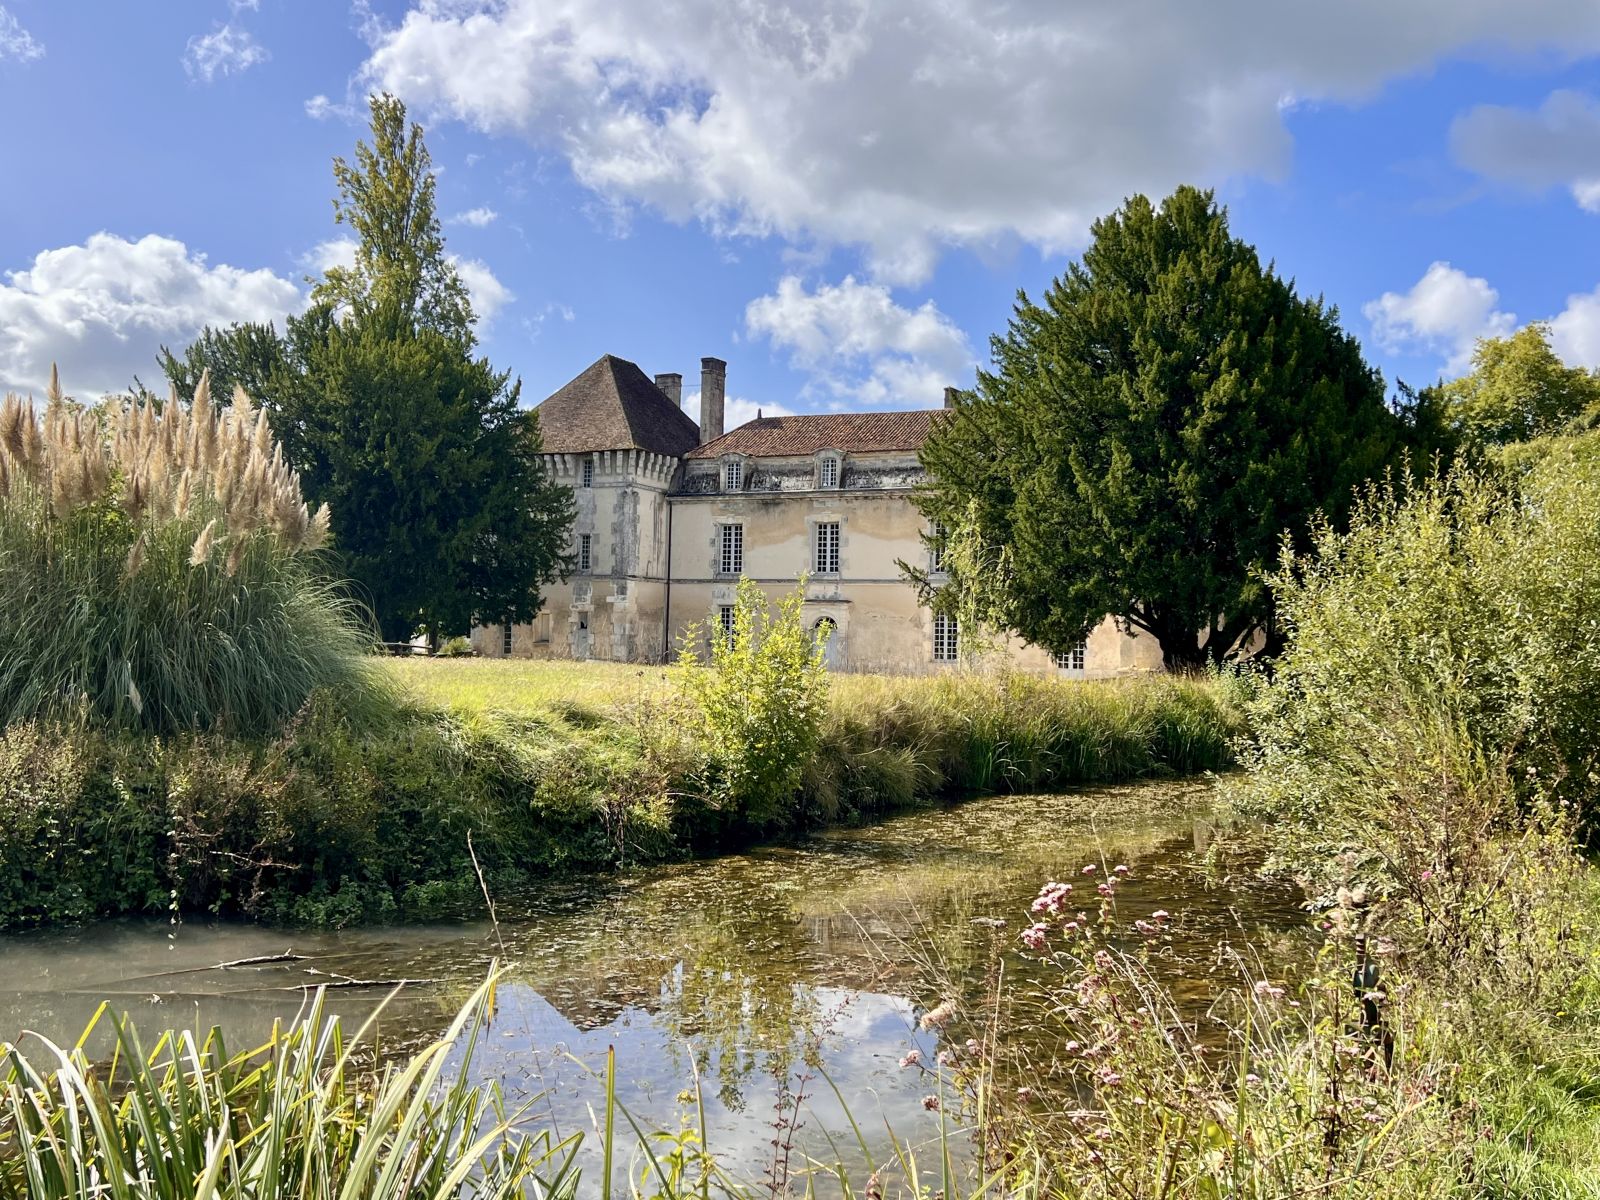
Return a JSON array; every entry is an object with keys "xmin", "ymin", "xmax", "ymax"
[{"xmin": 813, "ymin": 616, "xmax": 842, "ymax": 670}]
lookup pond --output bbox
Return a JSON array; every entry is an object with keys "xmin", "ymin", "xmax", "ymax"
[{"xmin": 0, "ymin": 780, "xmax": 1304, "ymax": 1189}]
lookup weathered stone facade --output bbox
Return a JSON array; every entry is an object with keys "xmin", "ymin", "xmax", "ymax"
[{"xmin": 471, "ymin": 355, "xmax": 1164, "ymax": 677}]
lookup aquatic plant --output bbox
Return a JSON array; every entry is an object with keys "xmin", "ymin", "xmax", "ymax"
[
  {"xmin": 0, "ymin": 369, "xmax": 381, "ymax": 734},
  {"xmin": 0, "ymin": 976, "xmax": 581, "ymax": 1200}
]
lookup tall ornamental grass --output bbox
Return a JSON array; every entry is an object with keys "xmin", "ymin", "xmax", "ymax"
[{"xmin": 0, "ymin": 370, "xmax": 381, "ymax": 735}]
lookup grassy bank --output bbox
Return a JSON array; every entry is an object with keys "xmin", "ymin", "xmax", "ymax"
[{"xmin": 0, "ymin": 664, "xmax": 1238, "ymax": 930}]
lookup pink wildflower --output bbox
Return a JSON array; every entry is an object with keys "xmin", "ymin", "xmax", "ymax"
[
  {"xmin": 922, "ymin": 1095, "xmax": 940, "ymax": 1112},
  {"xmin": 1253, "ymin": 980, "xmax": 1286, "ymax": 1000},
  {"xmin": 1021, "ymin": 923, "xmax": 1050, "ymax": 951},
  {"xmin": 1082, "ymin": 864, "xmax": 1097, "ymax": 875},
  {"xmin": 1016, "ymin": 1086, "xmax": 1035, "ymax": 1102},
  {"xmin": 1113, "ymin": 864, "xmax": 1129, "ymax": 875},
  {"xmin": 1151, "ymin": 910, "xmax": 1169, "ymax": 922},
  {"xmin": 899, "ymin": 1050, "xmax": 922, "ymax": 1069}
]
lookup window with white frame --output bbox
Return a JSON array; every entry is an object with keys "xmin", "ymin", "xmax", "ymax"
[
  {"xmin": 817, "ymin": 454, "xmax": 840, "ymax": 489},
  {"xmin": 502, "ymin": 623, "xmax": 514, "ymax": 656},
  {"xmin": 578, "ymin": 533, "xmax": 592, "ymax": 572},
  {"xmin": 1054, "ymin": 642, "xmax": 1086, "ymax": 672},
  {"xmin": 723, "ymin": 459, "xmax": 743, "ymax": 492},
  {"xmin": 581, "ymin": 456, "xmax": 594, "ymax": 487},
  {"xmin": 814, "ymin": 521, "xmax": 840, "ymax": 574},
  {"xmin": 719, "ymin": 523, "xmax": 744, "ymax": 574},
  {"xmin": 933, "ymin": 613, "xmax": 959, "ymax": 662},
  {"xmin": 931, "ymin": 521, "xmax": 948, "ymax": 571},
  {"xmin": 718, "ymin": 604, "xmax": 736, "ymax": 647}
]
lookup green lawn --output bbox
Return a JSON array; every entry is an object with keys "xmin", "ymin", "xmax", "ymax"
[{"xmin": 387, "ymin": 656, "xmax": 671, "ymax": 717}]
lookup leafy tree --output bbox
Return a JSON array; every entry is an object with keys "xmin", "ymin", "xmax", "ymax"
[
  {"xmin": 314, "ymin": 94, "xmax": 473, "ymax": 341},
  {"xmin": 912, "ymin": 186, "xmax": 1406, "ymax": 670},
  {"xmin": 161, "ymin": 96, "xmax": 572, "ymax": 642},
  {"xmin": 1441, "ymin": 323, "xmax": 1600, "ymax": 449}
]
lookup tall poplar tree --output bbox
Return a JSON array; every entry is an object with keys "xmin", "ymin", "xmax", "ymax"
[
  {"xmin": 913, "ymin": 186, "xmax": 1407, "ymax": 670},
  {"xmin": 164, "ymin": 95, "xmax": 572, "ymax": 643}
]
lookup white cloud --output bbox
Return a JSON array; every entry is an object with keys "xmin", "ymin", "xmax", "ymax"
[
  {"xmin": 1451, "ymin": 89, "xmax": 1600, "ymax": 212},
  {"xmin": 306, "ymin": 236, "xmax": 358, "ymax": 275},
  {"xmin": 745, "ymin": 275, "xmax": 972, "ymax": 406},
  {"xmin": 304, "ymin": 93, "xmax": 337, "ymax": 120},
  {"xmin": 0, "ymin": 233, "xmax": 302, "ymax": 398},
  {"xmin": 450, "ymin": 256, "xmax": 513, "ymax": 324},
  {"xmin": 184, "ymin": 23, "xmax": 269, "ymax": 82},
  {"xmin": 683, "ymin": 389, "xmax": 793, "ymax": 431},
  {"xmin": 353, "ymin": 0, "xmax": 1600, "ymax": 283},
  {"xmin": 1550, "ymin": 286, "xmax": 1600, "ymax": 368},
  {"xmin": 0, "ymin": 5, "xmax": 42, "ymax": 62},
  {"xmin": 449, "ymin": 206, "xmax": 499, "ymax": 227},
  {"xmin": 1366, "ymin": 265, "xmax": 1600, "ymax": 377},
  {"xmin": 1363, "ymin": 262, "xmax": 1515, "ymax": 373}
]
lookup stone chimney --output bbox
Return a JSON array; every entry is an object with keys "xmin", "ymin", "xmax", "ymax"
[
  {"xmin": 943, "ymin": 386, "xmax": 959, "ymax": 409},
  {"xmin": 654, "ymin": 372, "xmax": 683, "ymax": 407},
  {"xmin": 699, "ymin": 356, "xmax": 726, "ymax": 444}
]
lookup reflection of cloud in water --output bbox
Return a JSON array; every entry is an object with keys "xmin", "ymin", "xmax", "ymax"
[
  {"xmin": 0, "ymin": 781, "xmax": 1306, "ymax": 1183},
  {"xmin": 464, "ymin": 982, "xmax": 945, "ymax": 1190}
]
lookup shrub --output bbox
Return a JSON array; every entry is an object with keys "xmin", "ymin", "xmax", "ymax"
[
  {"xmin": 436, "ymin": 635, "xmax": 475, "ymax": 657},
  {"xmin": 675, "ymin": 578, "xmax": 829, "ymax": 826},
  {"xmin": 0, "ymin": 371, "xmax": 383, "ymax": 735},
  {"xmin": 1236, "ymin": 458, "xmax": 1600, "ymax": 892}
]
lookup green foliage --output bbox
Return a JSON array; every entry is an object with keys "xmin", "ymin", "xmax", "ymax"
[
  {"xmin": 314, "ymin": 94, "xmax": 475, "ymax": 342},
  {"xmin": 436, "ymin": 635, "xmax": 475, "ymax": 657},
  {"xmin": 914, "ymin": 185, "xmax": 1409, "ymax": 670},
  {"xmin": 161, "ymin": 95, "xmax": 574, "ymax": 643},
  {"xmin": 0, "ymin": 665, "xmax": 1238, "ymax": 930},
  {"xmin": 1236, "ymin": 457, "xmax": 1600, "ymax": 883},
  {"xmin": 1442, "ymin": 322, "xmax": 1600, "ymax": 449},
  {"xmin": 0, "ymin": 977, "xmax": 581, "ymax": 1200},
  {"xmin": 676, "ymin": 579, "xmax": 830, "ymax": 825}
]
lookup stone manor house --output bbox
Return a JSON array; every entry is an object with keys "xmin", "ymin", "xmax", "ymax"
[{"xmin": 471, "ymin": 354, "xmax": 1163, "ymax": 677}]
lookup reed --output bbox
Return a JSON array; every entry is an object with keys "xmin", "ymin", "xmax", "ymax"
[
  {"xmin": 0, "ymin": 977, "xmax": 581, "ymax": 1200},
  {"xmin": 0, "ymin": 369, "xmax": 382, "ymax": 735}
]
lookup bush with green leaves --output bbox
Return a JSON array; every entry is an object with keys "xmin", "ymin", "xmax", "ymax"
[
  {"xmin": 0, "ymin": 371, "xmax": 382, "ymax": 735},
  {"xmin": 676, "ymin": 578, "xmax": 830, "ymax": 826},
  {"xmin": 1235, "ymin": 453, "xmax": 1600, "ymax": 898}
]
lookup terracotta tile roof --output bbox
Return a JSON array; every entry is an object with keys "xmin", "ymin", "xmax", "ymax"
[
  {"xmin": 533, "ymin": 355, "xmax": 703, "ymax": 457},
  {"xmin": 685, "ymin": 409, "xmax": 944, "ymax": 459}
]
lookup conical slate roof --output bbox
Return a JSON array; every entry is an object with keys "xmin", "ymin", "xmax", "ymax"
[{"xmin": 533, "ymin": 355, "xmax": 702, "ymax": 457}]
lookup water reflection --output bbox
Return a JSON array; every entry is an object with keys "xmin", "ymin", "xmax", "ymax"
[{"xmin": 0, "ymin": 780, "xmax": 1303, "ymax": 1184}]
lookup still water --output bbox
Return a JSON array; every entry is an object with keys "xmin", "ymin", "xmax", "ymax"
[{"xmin": 0, "ymin": 780, "xmax": 1303, "ymax": 1187}]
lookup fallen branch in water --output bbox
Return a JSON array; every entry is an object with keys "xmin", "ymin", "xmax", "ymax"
[
  {"xmin": 284, "ymin": 969, "xmax": 438, "ymax": 990},
  {"xmin": 214, "ymin": 951, "xmax": 307, "ymax": 969}
]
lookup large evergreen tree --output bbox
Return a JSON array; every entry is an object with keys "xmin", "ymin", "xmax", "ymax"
[
  {"xmin": 914, "ymin": 186, "xmax": 1407, "ymax": 670},
  {"xmin": 163, "ymin": 96, "xmax": 572, "ymax": 642}
]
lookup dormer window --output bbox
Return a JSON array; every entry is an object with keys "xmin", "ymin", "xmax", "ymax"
[
  {"xmin": 816, "ymin": 452, "xmax": 841, "ymax": 490},
  {"xmin": 723, "ymin": 458, "xmax": 744, "ymax": 492}
]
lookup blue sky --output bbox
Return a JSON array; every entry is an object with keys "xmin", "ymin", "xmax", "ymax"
[{"xmin": 3, "ymin": 1, "xmax": 1600, "ymax": 425}]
